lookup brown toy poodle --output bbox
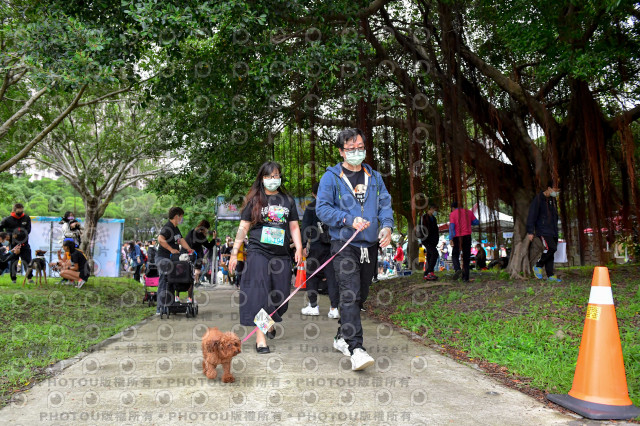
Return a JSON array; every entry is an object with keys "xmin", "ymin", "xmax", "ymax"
[{"xmin": 201, "ymin": 327, "xmax": 242, "ymax": 383}]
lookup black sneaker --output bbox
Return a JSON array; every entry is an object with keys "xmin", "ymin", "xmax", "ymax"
[{"xmin": 452, "ymin": 270, "xmax": 462, "ymax": 281}]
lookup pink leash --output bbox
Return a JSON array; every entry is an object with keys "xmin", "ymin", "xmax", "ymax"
[{"xmin": 241, "ymin": 229, "xmax": 361, "ymax": 343}]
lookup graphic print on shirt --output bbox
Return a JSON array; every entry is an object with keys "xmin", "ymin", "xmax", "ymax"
[
  {"xmin": 260, "ymin": 204, "xmax": 289, "ymax": 246},
  {"xmin": 354, "ymin": 183, "xmax": 367, "ymax": 204},
  {"xmin": 261, "ymin": 205, "xmax": 289, "ymax": 223}
]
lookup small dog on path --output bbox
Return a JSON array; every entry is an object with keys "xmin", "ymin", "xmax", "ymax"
[
  {"xmin": 201, "ymin": 327, "xmax": 241, "ymax": 383},
  {"xmin": 23, "ymin": 250, "xmax": 47, "ymax": 287}
]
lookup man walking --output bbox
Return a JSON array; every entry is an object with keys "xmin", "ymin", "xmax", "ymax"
[
  {"xmin": 449, "ymin": 201, "xmax": 478, "ymax": 282},
  {"xmin": 0, "ymin": 203, "xmax": 34, "ymax": 284},
  {"xmin": 155, "ymin": 207, "xmax": 194, "ymax": 314},
  {"xmin": 300, "ymin": 182, "xmax": 339, "ymax": 319},
  {"xmin": 526, "ymin": 184, "xmax": 562, "ymax": 282},
  {"xmin": 317, "ymin": 128, "xmax": 394, "ymax": 371},
  {"xmin": 418, "ymin": 203, "xmax": 439, "ymax": 281}
]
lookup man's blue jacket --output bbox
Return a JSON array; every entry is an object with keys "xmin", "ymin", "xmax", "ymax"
[{"xmin": 316, "ymin": 163, "xmax": 394, "ymax": 248}]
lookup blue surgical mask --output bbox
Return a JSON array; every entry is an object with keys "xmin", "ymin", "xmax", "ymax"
[
  {"xmin": 1, "ymin": 241, "xmax": 9, "ymax": 247},
  {"xmin": 178, "ymin": 217, "xmax": 184, "ymax": 225}
]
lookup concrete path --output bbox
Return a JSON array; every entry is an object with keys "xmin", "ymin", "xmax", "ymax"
[{"xmin": 1, "ymin": 285, "xmax": 598, "ymax": 425}]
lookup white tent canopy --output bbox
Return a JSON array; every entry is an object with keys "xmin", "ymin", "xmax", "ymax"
[{"xmin": 472, "ymin": 202, "xmax": 514, "ymax": 231}]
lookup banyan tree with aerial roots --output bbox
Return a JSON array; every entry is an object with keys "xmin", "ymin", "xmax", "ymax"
[{"xmin": 113, "ymin": 0, "xmax": 640, "ymax": 276}]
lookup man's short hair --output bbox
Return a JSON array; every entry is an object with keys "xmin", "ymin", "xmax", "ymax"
[
  {"xmin": 334, "ymin": 128, "xmax": 366, "ymax": 150},
  {"xmin": 0, "ymin": 232, "xmax": 7, "ymax": 240},
  {"xmin": 428, "ymin": 203, "xmax": 439, "ymax": 210},
  {"xmin": 451, "ymin": 201, "xmax": 458, "ymax": 209},
  {"xmin": 13, "ymin": 203, "xmax": 24, "ymax": 211},
  {"xmin": 168, "ymin": 206, "xmax": 185, "ymax": 220}
]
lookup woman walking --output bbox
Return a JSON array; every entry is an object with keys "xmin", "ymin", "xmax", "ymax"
[{"xmin": 229, "ymin": 162, "xmax": 302, "ymax": 354}]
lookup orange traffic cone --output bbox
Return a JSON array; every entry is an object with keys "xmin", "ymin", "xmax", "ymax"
[
  {"xmin": 547, "ymin": 267, "xmax": 640, "ymax": 419},
  {"xmin": 294, "ymin": 261, "xmax": 306, "ymax": 289}
]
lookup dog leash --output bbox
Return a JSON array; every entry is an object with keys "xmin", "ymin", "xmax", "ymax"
[{"xmin": 241, "ymin": 229, "xmax": 362, "ymax": 343}]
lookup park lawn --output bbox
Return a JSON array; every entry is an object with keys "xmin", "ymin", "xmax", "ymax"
[
  {"xmin": 368, "ymin": 264, "xmax": 640, "ymax": 414},
  {"xmin": 0, "ymin": 274, "xmax": 155, "ymax": 407}
]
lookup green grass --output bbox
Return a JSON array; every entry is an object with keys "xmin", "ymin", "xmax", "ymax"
[
  {"xmin": 0, "ymin": 274, "xmax": 155, "ymax": 406},
  {"xmin": 370, "ymin": 266, "xmax": 640, "ymax": 412}
]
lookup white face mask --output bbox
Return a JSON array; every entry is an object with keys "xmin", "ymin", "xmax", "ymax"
[
  {"xmin": 178, "ymin": 217, "xmax": 184, "ymax": 224},
  {"xmin": 263, "ymin": 178, "xmax": 281, "ymax": 191},
  {"xmin": 550, "ymin": 191, "xmax": 558, "ymax": 198},
  {"xmin": 345, "ymin": 149, "xmax": 366, "ymax": 166}
]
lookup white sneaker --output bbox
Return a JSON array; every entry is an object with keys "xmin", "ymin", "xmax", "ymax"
[
  {"xmin": 76, "ymin": 280, "xmax": 85, "ymax": 289},
  {"xmin": 328, "ymin": 308, "xmax": 340, "ymax": 319},
  {"xmin": 301, "ymin": 304, "xmax": 320, "ymax": 316},
  {"xmin": 351, "ymin": 348, "xmax": 375, "ymax": 371},
  {"xmin": 333, "ymin": 337, "xmax": 350, "ymax": 356},
  {"xmin": 175, "ymin": 296, "xmax": 180, "ymax": 303}
]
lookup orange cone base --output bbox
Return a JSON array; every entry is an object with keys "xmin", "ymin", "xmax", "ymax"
[{"xmin": 547, "ymin": 394, "xmax": 640, "ymax": 420}]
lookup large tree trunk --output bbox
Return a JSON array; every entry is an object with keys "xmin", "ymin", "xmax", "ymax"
[
  {"xmin": 406, "ymin": 217, "xmax": 420, "ymax": 270},
  {"xmin": 506, "ymin": 188, "xmax": 536, "ymax": 278},
  {"xmin": 81, "ymin": 197, "xmax": 105, "ymax": 264}
]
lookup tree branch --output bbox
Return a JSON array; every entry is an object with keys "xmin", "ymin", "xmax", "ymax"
[
  {"xmin": 116, "ymin": 169, "xmax": 162, "ymax": 191},
  {"xmin": 76, "ymin": 85, "xmax": 133, "ymax": 107},
  {"xmin": 0, "ymin": 84, "xmax": 87, "ymax": 173},
  {"xmin": 609, "ymin": 104, "xmax": 640, "ymax": 129},
  {"xmin": 314, "ymin": 114, "xmax": 433, "ymax": 133},
  {"xmin": 287, "ymin": 0, "xmax": 393, "ymax": 24},
  {"xmin": 0, "ymin": 85, "xmax": 50, "ymax": 139}
]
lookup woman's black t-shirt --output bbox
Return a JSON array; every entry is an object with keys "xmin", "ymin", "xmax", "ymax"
[
  {"xmin": 240, "ymin": 193, "xmax": 299, "ymax": 258},
  {"xmin": 185, "ymin": 228, "xmax": 213, "ymax": 257},
  {"xmin": 70, "ymin": 250, "xmax": 90, "ymax": 281}
]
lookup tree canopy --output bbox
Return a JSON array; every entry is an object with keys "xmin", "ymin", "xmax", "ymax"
[{"xmin": 2, "ymin": 0, "xmax": 639, "ymax": 271}]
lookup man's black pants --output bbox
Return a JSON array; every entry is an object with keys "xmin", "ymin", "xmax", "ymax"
[
  {"xmin": 536, "ymin": 235, "xmax": 558, "ymax": 277},
  {"xmin": 10, "ymin": 243, "xmax": 33, "ymax": 281},
  {"xmin": 452, "ymin": 235, "xmax": 471, "ymax": 281},
  {"xmin": 331, "ymin": 241, "xmax": 377, "ymax": 354},
  {"xmin": 424, "ymin": 243, "xmax": 439, "ymax": 275}
]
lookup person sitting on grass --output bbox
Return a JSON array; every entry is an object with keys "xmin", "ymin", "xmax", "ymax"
[{"xmin": 59, "ymin": 240, "xmax": 90, "ymax": 289}]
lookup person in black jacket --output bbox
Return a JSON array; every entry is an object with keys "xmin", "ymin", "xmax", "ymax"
[
  {"xmin": 526, "ymin": 185, "xmax": 562, "ymax": 282},
  {"xmin": 417, "ymin": 203, "xmax": 440, "ymax": 281},
  {"xmin": 185, "ymin": 219, "xmax": 214, "ymax": 289},
  {"xmin": 0, "ymin": 232, "xmax": 21, "ymax": 274},
  {"xmin": 0, "ymin": 203, "xmax": 33, "ymax": 283},
  {"xmin": 300, "ymin": 182, "xmax": 340, "ymax": 318}
]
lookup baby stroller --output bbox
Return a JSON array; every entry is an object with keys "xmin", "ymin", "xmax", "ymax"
[
  {"xmin": 161, "ymin": 253, "xmax": 199, "ymax": 319},
  {"xmin": 142, "ymin": 263, "xmax": 159, "ymax": 307}
]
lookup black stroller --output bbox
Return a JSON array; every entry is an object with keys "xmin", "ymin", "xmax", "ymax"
[{"xmin": 161, "ymin": 253, "xmax": 199, "ymax": 318}]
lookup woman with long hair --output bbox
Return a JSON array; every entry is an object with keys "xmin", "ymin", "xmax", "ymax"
[{"xmin": 229, "ymin": 161, "xmax": 302, "ymax": 354}]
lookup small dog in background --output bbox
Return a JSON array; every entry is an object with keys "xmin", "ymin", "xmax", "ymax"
[
  {"xmin": 201, "ymin": 327, "xmax": 241, "ymax": 383},
  {"xmin": 23, "ymin": 250, "xmax": 47, "ymax": 287}
]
